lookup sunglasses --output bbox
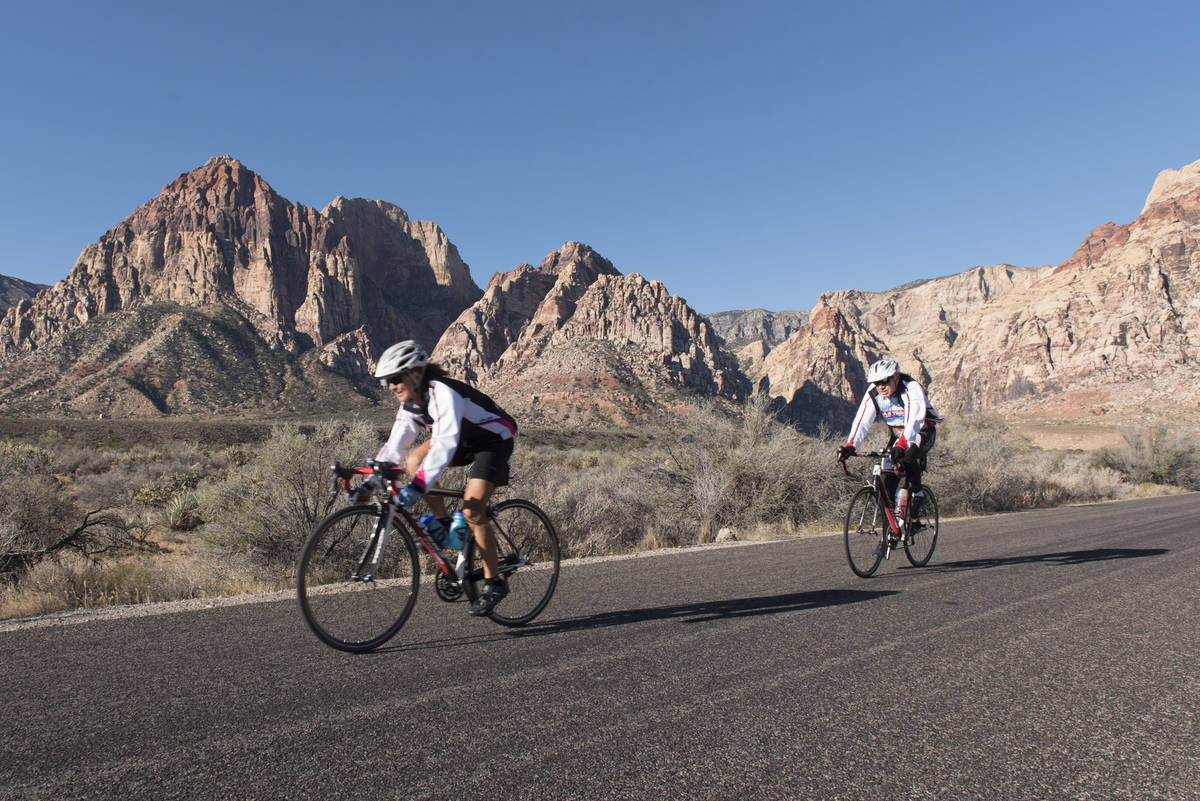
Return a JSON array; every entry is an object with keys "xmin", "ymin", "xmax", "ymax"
[
  {"xmin": 873, "ymin": 379, "xmax": 893, "ymax": 388},
  {"xmin": 381, "ymin": 372, "xmax": 411, "ymax": 387}
]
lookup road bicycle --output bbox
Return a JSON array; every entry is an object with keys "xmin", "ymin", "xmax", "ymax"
[
  {"xmin": 296, "ymin": 460, "xmax": 560, "ymax": 652},
  {"xmin": 839, "ymin": 450, "xmax": 939, "ymax": 578}
]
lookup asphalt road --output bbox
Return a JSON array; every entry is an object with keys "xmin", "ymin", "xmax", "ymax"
[{"xmin": 3, "ymin": 494, "xmax": 1198, "ymax": 801}]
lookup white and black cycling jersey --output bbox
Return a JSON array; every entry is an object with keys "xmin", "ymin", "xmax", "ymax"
[
  {"xmin": 376, "ymin": 376, "xmax": 516, "ymax": 491},
  {"xmin": 845, "ymin": 378, "xmax": 931, "ymax": 452}
]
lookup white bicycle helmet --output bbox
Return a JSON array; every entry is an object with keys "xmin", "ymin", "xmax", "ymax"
[
  {"xmin": 374, "ymin": 340, "xmax": 429, "ymax": 384},
  {"xmin": 866, "ymin": 358, "xmax": 900, "ymax": 383}
]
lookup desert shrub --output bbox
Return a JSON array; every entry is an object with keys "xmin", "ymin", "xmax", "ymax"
[
  {"xmin": 655, "ymin": 397, "xmax": 844, "ymax": 539},
  {"xmin": 1093, "ymin": 424, "xmax": 1200, "ymax": 490},
  {"xmin": 0, "ymin": 548, "xmax": 278, "ymax": 618},
  {"xmin": 506, "ymin": 397, "xmax": 850, "ymax": 553},
  {"xmin": 926, "ymin": 415, "xmax": 1129, "ymax": 515},
  {"xmin": 505, "ymin": 442, "xmax": 655, "ymax": 556},
  {"xmin": 0, "ymin": 441, "xmax": 151, "ymax": 579},
  {"xmin": 198, "ymin": 418, "xmax": 380, "ymax": 567},
  {"xmin": 160, "ymin": 493, "xmax": 202, "ymax": 531},
  {"xmin": 132, "ymin": 471, "xmax": 205, "ymax": 508}
]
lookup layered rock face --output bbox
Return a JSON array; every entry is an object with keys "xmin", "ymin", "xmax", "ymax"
[
  {"xmin": 764, "ymin": 159, "xmax": 1200, "ymax": 429},
  {"xmin": 707, "ymin": 308, "xmax": 808, "ymax": 350},
  {"xmin": 0, "ymin": 156, "xmax": 481, "ymax": 415},
  {"xmin": 434, "ymin": 242, "xmax": 748, "ymax": 424},
  {"xmin": 0, "ymin": 156, "xmax": 480, "ymax": 374}
]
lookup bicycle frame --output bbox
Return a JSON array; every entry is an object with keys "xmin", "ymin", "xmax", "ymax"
[
  {"xmin": 334, "ymin": 463, "xmax": 494, "ymax": 587},
  {"xmin": 841, "ymin": 451, "xmax": 907, "ymax": 536}
]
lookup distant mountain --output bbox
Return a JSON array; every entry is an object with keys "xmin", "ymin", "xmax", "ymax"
[
  {"xmin": 706, "ymin": 308, "xmax": 808, "ymax": 350},
  {"xmin": 0, "ymin": 275, "xmax": 48, "ymax": 314},
  {"xmin": 3, "ymin": 154, "xmax": 1197, "ymax": 430},
  {"xmin": 434, "ymin": 242, "xmax": 749, "ymax": 426},
  {"xmin": 0, "ymin": 156, "xmax": 481, "ymax": 416},
  {"xmin": 760, "ymin": 159, "xmax": 1200, "ymax": 431}
]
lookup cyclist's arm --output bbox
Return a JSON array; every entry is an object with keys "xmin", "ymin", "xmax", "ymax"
[
  {"xmin": 376, "ymin": 407, "xmax": 420, "ymax": 465},
  {"xmin": 411, "ymin": 381, "xmax": 464, "ymax": 492},
  {"xmin": 897, "ymin": 382, "xmax": 929, "ymax": 449},
  {"xmin": 845, "ymin": 392, "xmax": 877, "ymax": 450}
]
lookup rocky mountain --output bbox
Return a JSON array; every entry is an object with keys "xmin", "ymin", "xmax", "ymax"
[
  {"xmin": 434, "ymin": 242, "xmax": 749, "ymax": 425},
  {"xmin": 0, "ymin": 156, "xmax": 482, "ymax": 416},
  {"xmin": 0, "ymin": 275, "xmax": 47, "ymax": 314},
  {"xmin": 761, "ymin": 158, "xmax": 1200, "ymax": 432},
  {"xmin": 707, "ymin": 308, "xmax": 808, "ymax": 350},
  {"xmin": 3, "ymin": 154, "xmax": 1197, "ymax": 432},
  {"xmin": 706, "ymin": 307, "xmax": 809, "ymax": 387}
]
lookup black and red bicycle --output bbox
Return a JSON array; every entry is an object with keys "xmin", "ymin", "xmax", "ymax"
[
  {"xmin": 839, "ymin": 450, "xmax": 939, "ymax": 578},
  {"xmin": 296, "ymin": 460, "xmax": 559, "ymax": 652}
]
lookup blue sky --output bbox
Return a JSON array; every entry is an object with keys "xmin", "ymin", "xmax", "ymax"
[{"xmin": 2, "ymin": 1, "xmax": 1198, "ymax": 314}]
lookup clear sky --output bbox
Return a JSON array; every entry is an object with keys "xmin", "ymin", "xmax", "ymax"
[{"xmin": 2, "ymin": 0, "xmax": 1198, "ymax": 314}]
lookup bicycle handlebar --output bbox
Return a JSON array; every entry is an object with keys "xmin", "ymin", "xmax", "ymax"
[
  {"xmin": 330, "ymin": 461, "xmax": 406, "ymax": 497},
  {"xmin": 837, "ymin": 450, "xmax": 891, "ymax": 476}
]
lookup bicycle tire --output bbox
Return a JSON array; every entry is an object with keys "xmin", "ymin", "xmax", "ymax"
[
  {"xmin": 296, "ymin": 505, "xmax": 420, "ymax": 652},
  {"xmin": 903, "ymin": 486, "xmax": 939, "ymax": 567},
  {"xmin": 463, "ymin": 498, "xmax": 560, "ymax": 626},
  {"xmin": 844, "ymin": 486, "xmax": 886, "ymax": 578}
]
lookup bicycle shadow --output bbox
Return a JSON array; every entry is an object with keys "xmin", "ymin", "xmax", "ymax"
[
  {"xmin": 924, "ymin": 547, "xmax": 1168, "ymax": 574},
  {"xmin": 385, "ymin": 588, "xmax": 897, "ymax": 653}
]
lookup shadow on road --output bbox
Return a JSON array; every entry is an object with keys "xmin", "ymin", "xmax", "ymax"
[
  {"xmin": 927, "ymin": 547, "xmax": 1168, "ymax": 574},
  {"xmin": 522, "ymin": 587, "xmax": 899, "ymax": 634},
  {"xmin": 385, "ymin": 588, "xmax": 896, "ymax": 653}
]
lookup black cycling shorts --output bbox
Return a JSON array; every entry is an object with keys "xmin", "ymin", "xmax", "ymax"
[{"xmin": 449, "ymin": 438, "xmax": 513, "ymax": 487}]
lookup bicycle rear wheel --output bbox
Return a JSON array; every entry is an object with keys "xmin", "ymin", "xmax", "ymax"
[
  {"xmin": 904, "ymin": 486, "xmax": 939, "ymax": 567},
  {"xmin": 297, "ymin": 505, "xmax": 420, "ymax": 652},
  {"xmin": 464, "ymin": 499, "xmax": 560, "ymax": 626},
  {"xmin": 844, "ymin": 486, "xmax": 886, "ymax": 578}
]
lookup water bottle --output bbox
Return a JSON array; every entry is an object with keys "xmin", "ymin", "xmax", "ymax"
[
  {"xmin": 447, "ymin": 511, "xmax": 470, "ymax": 550},
  {"xmin": 419, "ymin": 513, "xmax": 447, "ymax": 546},
  {"xmin": 894, "ymin": 488, "xmax": 909, "ymax": 523}
]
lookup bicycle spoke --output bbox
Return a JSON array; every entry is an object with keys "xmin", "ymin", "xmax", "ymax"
[
  {"xmin": 904, "ymin": 487, "xmax": 939, "ymax": 567},
  {"xmin": 845, "ymin": 487, "xmax": 885, "ymax": 578},
  {"xmin": 465, "ymin": 499, "xmax": 560, "ymax": 626},
  {"xmin": 297, "ymin": 506, "xmax": 420, "ymax": 652}
]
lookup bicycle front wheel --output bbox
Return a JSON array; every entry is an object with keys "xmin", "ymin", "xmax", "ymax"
[
  {"xmin": 297, "ymin": 505, "xmax": 420, "ymax": 652},
  {"xmin": 844, "ymin": 487, "xmax": 886, "ymax": 578},
  {"xmin": 464, "ymin": 499, "xmax": 560, "ymax": 626},
  {"xmin": 904, "ymin": 486, "xmax": 939, "ymax": 567}
]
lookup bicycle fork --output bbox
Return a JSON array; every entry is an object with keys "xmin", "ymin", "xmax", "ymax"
[
  {"xmin": 353, "ymin": 502, "xmax": 395, "ymax": 581},
  {"xmin": 882, "ymin": 506, "xmax": 902, "ymax": 559}
]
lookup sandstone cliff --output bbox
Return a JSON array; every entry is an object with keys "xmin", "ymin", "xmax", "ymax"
[
  {"xmin": 763, "ymin": 159, "xmax": 1200, "ymax": 430},
  {"xmin": 0, "ymin": 156, "xmax": 481, "ymax": 415},
  {"xmin": 707, "ymin": 308, "xmax": 808, "ymax": 350},
  {"xmin": 434, "ymin": 242, "xmax": 749, "ymax": 424}
]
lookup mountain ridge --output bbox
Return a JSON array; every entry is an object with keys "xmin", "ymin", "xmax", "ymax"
[{"xmin": 2, "ymin": 155, "xmax": 1198, "ymax": 434}]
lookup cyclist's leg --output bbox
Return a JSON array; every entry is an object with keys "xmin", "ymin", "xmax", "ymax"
[
  {"xmin": 463, "ymin": 438, "xmax": 513, "ymax": 579},
  {"xmin": 463, "ymin": 477, "xmax": 499, "ymax": 578}
]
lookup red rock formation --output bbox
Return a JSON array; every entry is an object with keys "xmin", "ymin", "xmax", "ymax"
[
  {"xmin": 763, "ymin": 159, "xmax": 1200, "ymax": 428},
  {"xmin": 434, "ymin": 242, "xmax": 747, "ymax": 423},
  {"xmin": 0, "ymin": 156, "xmax": 481, "ymax": 379}
]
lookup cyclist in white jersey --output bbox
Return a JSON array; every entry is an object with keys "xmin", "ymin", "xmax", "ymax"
[
  {"xmin": 372, "ymin": 340, "xmax": 517, "ymax": 617},
  {"xmin": 838, "ymin": 358, "xmax": 939, "ymax": 509}
]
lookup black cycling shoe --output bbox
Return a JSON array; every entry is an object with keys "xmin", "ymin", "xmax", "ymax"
[{"xmin": 468, "ymin": 578, "xmax": 508, "ymax": 617}]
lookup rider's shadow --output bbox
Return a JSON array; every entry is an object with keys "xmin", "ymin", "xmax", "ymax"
[
  {"xmin": 526, "ymin": 588, "xmax": 898, "ymax": 633},
  {"xmin": 388, "ymin": 588, "xmax": 897, "ymax": 652},
  {"xmin": 925, "ymin": 547, "xmax": 1168, "ymax": 574}
]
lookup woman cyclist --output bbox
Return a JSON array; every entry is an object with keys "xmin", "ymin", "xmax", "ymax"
[
  {"xmin": 838, "ymin": 357, "xmax": 940, "ymax": 522},
  {"xmin": 372, "ymin": 340, "xmax": 517, "ymax": 617}
]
